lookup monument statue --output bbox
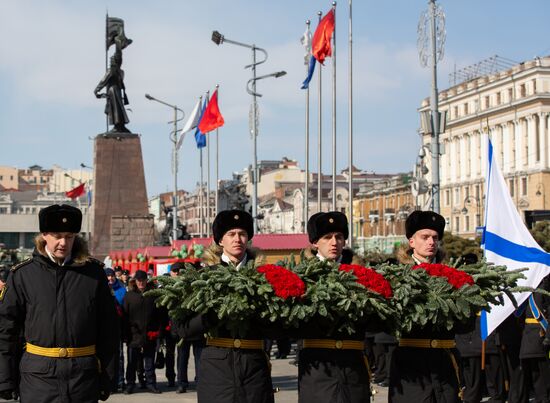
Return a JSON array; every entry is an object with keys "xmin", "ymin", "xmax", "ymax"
[{"xmin": 94, "ymin": 17, "xmax": 132, "ymax": 133}]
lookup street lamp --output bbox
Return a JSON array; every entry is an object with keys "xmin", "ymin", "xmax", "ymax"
[
  {"xmin": 145, "ymin": 93, "xmax": 184, "ymax": 243},
  {"xmin": 461, "ymin": 195, "xmax": 481, "ymax": 228},
  {"xmin": 211, "ymin": 30, "xmax": 284, "ymax": 233}
]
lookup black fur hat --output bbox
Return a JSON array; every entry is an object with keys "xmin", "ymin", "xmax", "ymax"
[
  {"xmin": 39, "ymin": 204, "xmax": 82, "ymax": 233},
  {"xmin": 212, "ymin": 210, "xmax": 254, "ymax": 244},
  {"xmin": 307, "ymin": 211, "xmax": 349, "ymax": 243},
  {"xmin": 405, "ymin": 210, "xmax": 445, "ymax": 239}
]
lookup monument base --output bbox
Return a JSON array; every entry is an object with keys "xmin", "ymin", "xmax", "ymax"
[{"xmin": 91, "ymin": 133, "xmax": 149, "ymax": 259}]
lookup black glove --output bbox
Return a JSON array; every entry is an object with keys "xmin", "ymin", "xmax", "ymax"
[{"xmin": 0, "ymin": 390, "xmax": 14, "ymax": 400}]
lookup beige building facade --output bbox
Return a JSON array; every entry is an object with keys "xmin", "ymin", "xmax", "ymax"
[{"xmin": 418, "ymin": 56, "xmax": 550, "ymax": 238}]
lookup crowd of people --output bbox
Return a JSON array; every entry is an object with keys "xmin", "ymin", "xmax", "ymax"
[{"xmin": 0, "ymin": 203, "xmax": 547, "ymax": 403}]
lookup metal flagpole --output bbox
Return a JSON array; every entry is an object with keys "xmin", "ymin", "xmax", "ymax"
[
  {"xmin": 348, "ymin": 0, "xmax": 354, "ymax": 247},
  {"xmin": 199, "ymin": 149, "xmax": 204, "ymax": 237},
  {"xmin": 215, "ymin": 84, "xmax": 220, "ymax": 216},
  {"xmin": 206, "ymin": 91, "xmax": 211, "ymax": 237},
  {"xmin": 331, "ymin": 2, "xmax": 337, "ymax": 211},
  {"xmin": 105, "ymin": 12, "xmax": 109, "ymax": 133},
  {"xmin": 317, "ymin": 11, "xmax": 323, "ymax": 213},
  {"xmin": 304, "ymin": 20, "xmax": 311, "ymax": 230}
]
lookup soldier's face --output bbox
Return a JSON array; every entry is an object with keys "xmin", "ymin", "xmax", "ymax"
[
  {"xmin": 409, "ymin": 229, "xmax": 439, "ymax": 260},
  {"xmin": 42, "ymin": 232, "xmax": 76, "ymax": 259},
  {"xmin": 313, "ymin": 232, "xmax": 346, "ymax": 260},
  {"xmin": 219, "ymin": 228, "xmax": 248, "ymax": 263}
]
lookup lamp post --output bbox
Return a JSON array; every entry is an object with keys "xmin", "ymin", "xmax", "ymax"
[
  {"xmin": 212, "ymin": 30, "xmax": 286, "ymax": 232},
  {"xmin": 536, "ymin": 182, "xmax": 545, "ymax": 209},
  {"xmin": 145, "ymin": 93, "xmax": 184, "ymax": 243},
  {"xmin": 461, "ymin": 195, "xmax": 481, "ymax": 232}
]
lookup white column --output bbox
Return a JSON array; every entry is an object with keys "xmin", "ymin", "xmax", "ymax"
[
  {"xmin": 503, "ymin": 123, "xmax": 510, "ymax": 172},
  {"xmin": 460, "ymin": 135, "xmax": 467, "ymax": 182},
  {"xmin": 540, "ymin": 112, "xmax": 548, "ymax": 169},
  {"xmin": 514, "ymin": 119, "xmax": 521, "ymax": 172},
  {"xmin": 527, "ymin": 116, "xmax": 536, "ymax": 168}
]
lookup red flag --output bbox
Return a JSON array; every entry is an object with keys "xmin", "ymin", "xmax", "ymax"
[
  {"xmin": 198, "ymin": 90, "xmax": 225, "ymax": 133},
  {"xmin": 66, "ymin": 183, "xmax": 85, "ymax": 199},
  {"xmin": 312, "ymin": 9, "xmax": 335, "ymax": 65}
]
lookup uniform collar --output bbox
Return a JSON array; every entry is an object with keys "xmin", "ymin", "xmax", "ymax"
[
  {"xmin": 316, "ymin": 253, "xmax": 343, "ymax": 264},
  {"xmin": 45, "ymin": 246, "xmax": 72, "ymax": 266},
  {"xmin": 412, "ymin": 253, "xmax": 435, "ymax": 265},
  {"xmin": 221, "ymin": 253, "xmax": 248, "ymax": 270}
]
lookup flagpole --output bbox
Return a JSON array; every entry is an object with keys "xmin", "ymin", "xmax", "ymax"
[
  {"xmin": 206, "ymin": 90, "xmax": 211, "ymax": 238},
  {"xmin": 348, "ymin": 0, "xmax": 354, "ymax": 248},
  {"xmin": 331, "ymin": 2, "xmax": 337, "ymax": 211},
  {"xmin": 199, "ymin": 149, "xmax": 204, "ymax": 237},
  {"xmin": 317, "ymin": 10, "xmax": 323, "ymax": 213},
  {"xmin": 304, "ymin": 20, "xmax": 311, "ymax": 230},
  {"xmin": 215, "ymin": 84, "xmax": 220, "ymax": 216}
]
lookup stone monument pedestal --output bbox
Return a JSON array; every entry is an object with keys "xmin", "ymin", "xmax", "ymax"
[{"xmin": 91, "ymin": 132, "xmax": 150, "ymax": 259}]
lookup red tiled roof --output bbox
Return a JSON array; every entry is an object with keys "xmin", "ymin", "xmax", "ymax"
[
  {"xmin": 252, "ymin": 233, "xmax": 310, "ymax": 250},
  {"xmin": 143, "ymin": 246, "xmax": 172, "ymax": 258}
]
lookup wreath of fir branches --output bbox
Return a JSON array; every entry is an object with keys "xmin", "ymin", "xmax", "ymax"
[
  {"xmin": 283, "ymin": 255, "xmax": 397, "ymax": 336},
  {"xmin": 376, "ymin": 260, "xmax": 530, "ymax": 336},
  {"xmin": 147, "ymin": 261, "xmax": 305, "ymax": 337}
]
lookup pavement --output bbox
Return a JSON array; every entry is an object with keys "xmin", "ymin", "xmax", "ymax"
[{"xmin": 107, "ymin": 351, "xmax": 389, "ymax": 403}]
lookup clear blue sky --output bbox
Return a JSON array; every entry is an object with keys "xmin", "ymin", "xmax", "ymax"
[{"xmin": 1, "ymin": 1, "xmax": 549, "ymax": 197}]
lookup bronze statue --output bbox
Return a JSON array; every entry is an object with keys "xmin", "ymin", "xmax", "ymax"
[{"xmin": 95, "ymin": 17, "xmax": 132, "ymax": 133}]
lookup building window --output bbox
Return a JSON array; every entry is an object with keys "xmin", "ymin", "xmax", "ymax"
[
  {"xmin": 465, "ymin": 216, "xmax": 470, "ymax": 232},
  {"xmin": 521, "ymin": 177, "xmax": 527, "ymax": 196},
  {"xmin": 454, "ymin": 187, "xmax": 460, "ymax": 204},
  {"xmin": 453, "ymin": 106, "xmax": 458, "ymax": 119},
  {"xmin": 0, "ymin": 208, "xmax": 7, "ymax": 214},
  {"xmin": 475, "ymin": 184, "xmax": 480, "ymax": 200},
  {"xmin": 484, "ymin": 96, "xmax": 490, "ymax": 109},
  {"xmin": 464, "ymin": 103, "xmax": 469, "ymax": 115},
  {"xmin": 509, "ymin": 179, "xmax": 515, "ymax": 197},
  {"xmin": 455, "ymin": 216, "xmax": 460, "ymax": 233},
  {"xmin": 445, "ymin": 189, "xmax": 450, "ymax": 206},
  {"xmin": 496, "ymin": 92, "xmax": 501, "ymax": 105},
  {"xmin": 520, "ymin": 84, "xmax": 526, "ymax": 98},
  {"xmin": 508, "ymin": 88, "xmax": 513, "ymax": 102}
]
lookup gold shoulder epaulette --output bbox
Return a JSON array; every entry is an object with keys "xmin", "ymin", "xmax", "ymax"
[
  {"xmin": 11, "ymin": 258, "xmax": 33, "ymax": 272},
  {"xmin": 88, "ymin": 257, "xmax": 105, "ymax": 268}
]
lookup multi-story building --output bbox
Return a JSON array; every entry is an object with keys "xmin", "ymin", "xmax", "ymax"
[
  {"xmin": 0, "ymin": 191, "xmax": 91, "ymax": 248},
  {"xmin": 353, "ymin": 174, "xmax": 414, "ymax": 253},
  {"xmin": 418, "ymin": 56, "xmax": 550, "ymax": 238}
]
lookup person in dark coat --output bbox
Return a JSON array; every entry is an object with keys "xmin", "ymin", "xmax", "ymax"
[
  {"xmin": 179, "ymin": 210, "xmax": 274, "ymax": 403},
  {"xmin": 167, "ymin": 262, "xmax": 206, "ymax": 394},
  {"xmin": 0, "ymin": 204, "xmax": 119, "ymax": 403},
  {"xmin": 390, "ymin": 210, "xmax": 464, "ymax": 403},
  {"xmin": 123, "ymin": 269, "xmax": 163, "ymax": 395},
  {"xmin": 519, "ymin": 274, "xmax": 550, "ymax": 403},
  {"xmin": 297, "ymin": 211, "xmax": 373, "ymax": 403}
]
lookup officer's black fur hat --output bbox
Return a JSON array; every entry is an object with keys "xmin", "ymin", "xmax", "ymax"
[
  {"xmin": 307, "ymin": 211, "xmax": 349, "ymax": 243},
  {"xmin": 212, "ymin": 210, "xmax": 254, "ymax": 244},
  {"xmin": 39, "ymin": 204, "xmax": 82, "ymax": 233},
  {"xmin": 134, "ymin": 270, "xmax": 147, "ymax": 281},
  {"xmin": 170, "ymin": 262, "xmax": 185, "ymax": 273},
  {"xmin": 405, "ymin": 210, "xmax": 445, "ymax": 239}
]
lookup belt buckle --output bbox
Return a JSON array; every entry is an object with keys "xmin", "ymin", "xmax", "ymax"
[
  {"xmin": 233, "ymin": 339, "xmax": 241, "ymax": 348},
  {"xmin": 58, "ymin": 348, "xmax": 68, "ymax": 358},
  {"xmin": 335, "ymin": 340, "xmax": 343, "ymax": 349},
  {"xmin": 430, "ymin": 339, "xmax": 439, "ymax": 348}
]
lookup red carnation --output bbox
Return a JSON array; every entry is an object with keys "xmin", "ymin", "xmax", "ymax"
[
  {"xmin": 412, "ymin": 263, "xmax": 474, "ymax": 289},
  {"xmin": 257, "ymin": 264, "xmax": 306, "ymax": 299},
  {"xmin": 339, "ymin": 264, "xmax": 393, "ymax": 299}
]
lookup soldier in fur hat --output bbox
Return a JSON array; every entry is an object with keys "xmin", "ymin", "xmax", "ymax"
[
  {"xmin": 390, "ymin": 210, "xmax": 464, "ymax": 403},
  {"xmin": 0, "ymin": 204, "xmax": 119, "ymax": 403},
  {"xmin": 297, "ymin": 211, "xmax": 374, "ymax": 403},
  {"xmin": 178, "ymin": 210, "xmax": 275, "ymax": 403}
]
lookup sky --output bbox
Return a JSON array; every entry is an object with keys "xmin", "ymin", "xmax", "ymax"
[{"xmin": 1, "ymin": 1, "xmax": 550, "ymax": 198}]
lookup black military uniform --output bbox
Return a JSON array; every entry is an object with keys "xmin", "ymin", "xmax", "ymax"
[
  {"xmin": 390, "ymin": 210, "xmax": 464, "ymax": 403},
  {"xmin": 181, "ymin": 210, "xmax": 274, "ymax": 403},
  {"xmin": 0, "ymin": 204, "xmax": 118, "ymax": 403},
  {"xmin": 297, "ymin": 212, "xmax": 373, "ymax": 403},
  {"xmin": 519, "ymin": 274, "xmax": 550, "ymax": 403}
]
